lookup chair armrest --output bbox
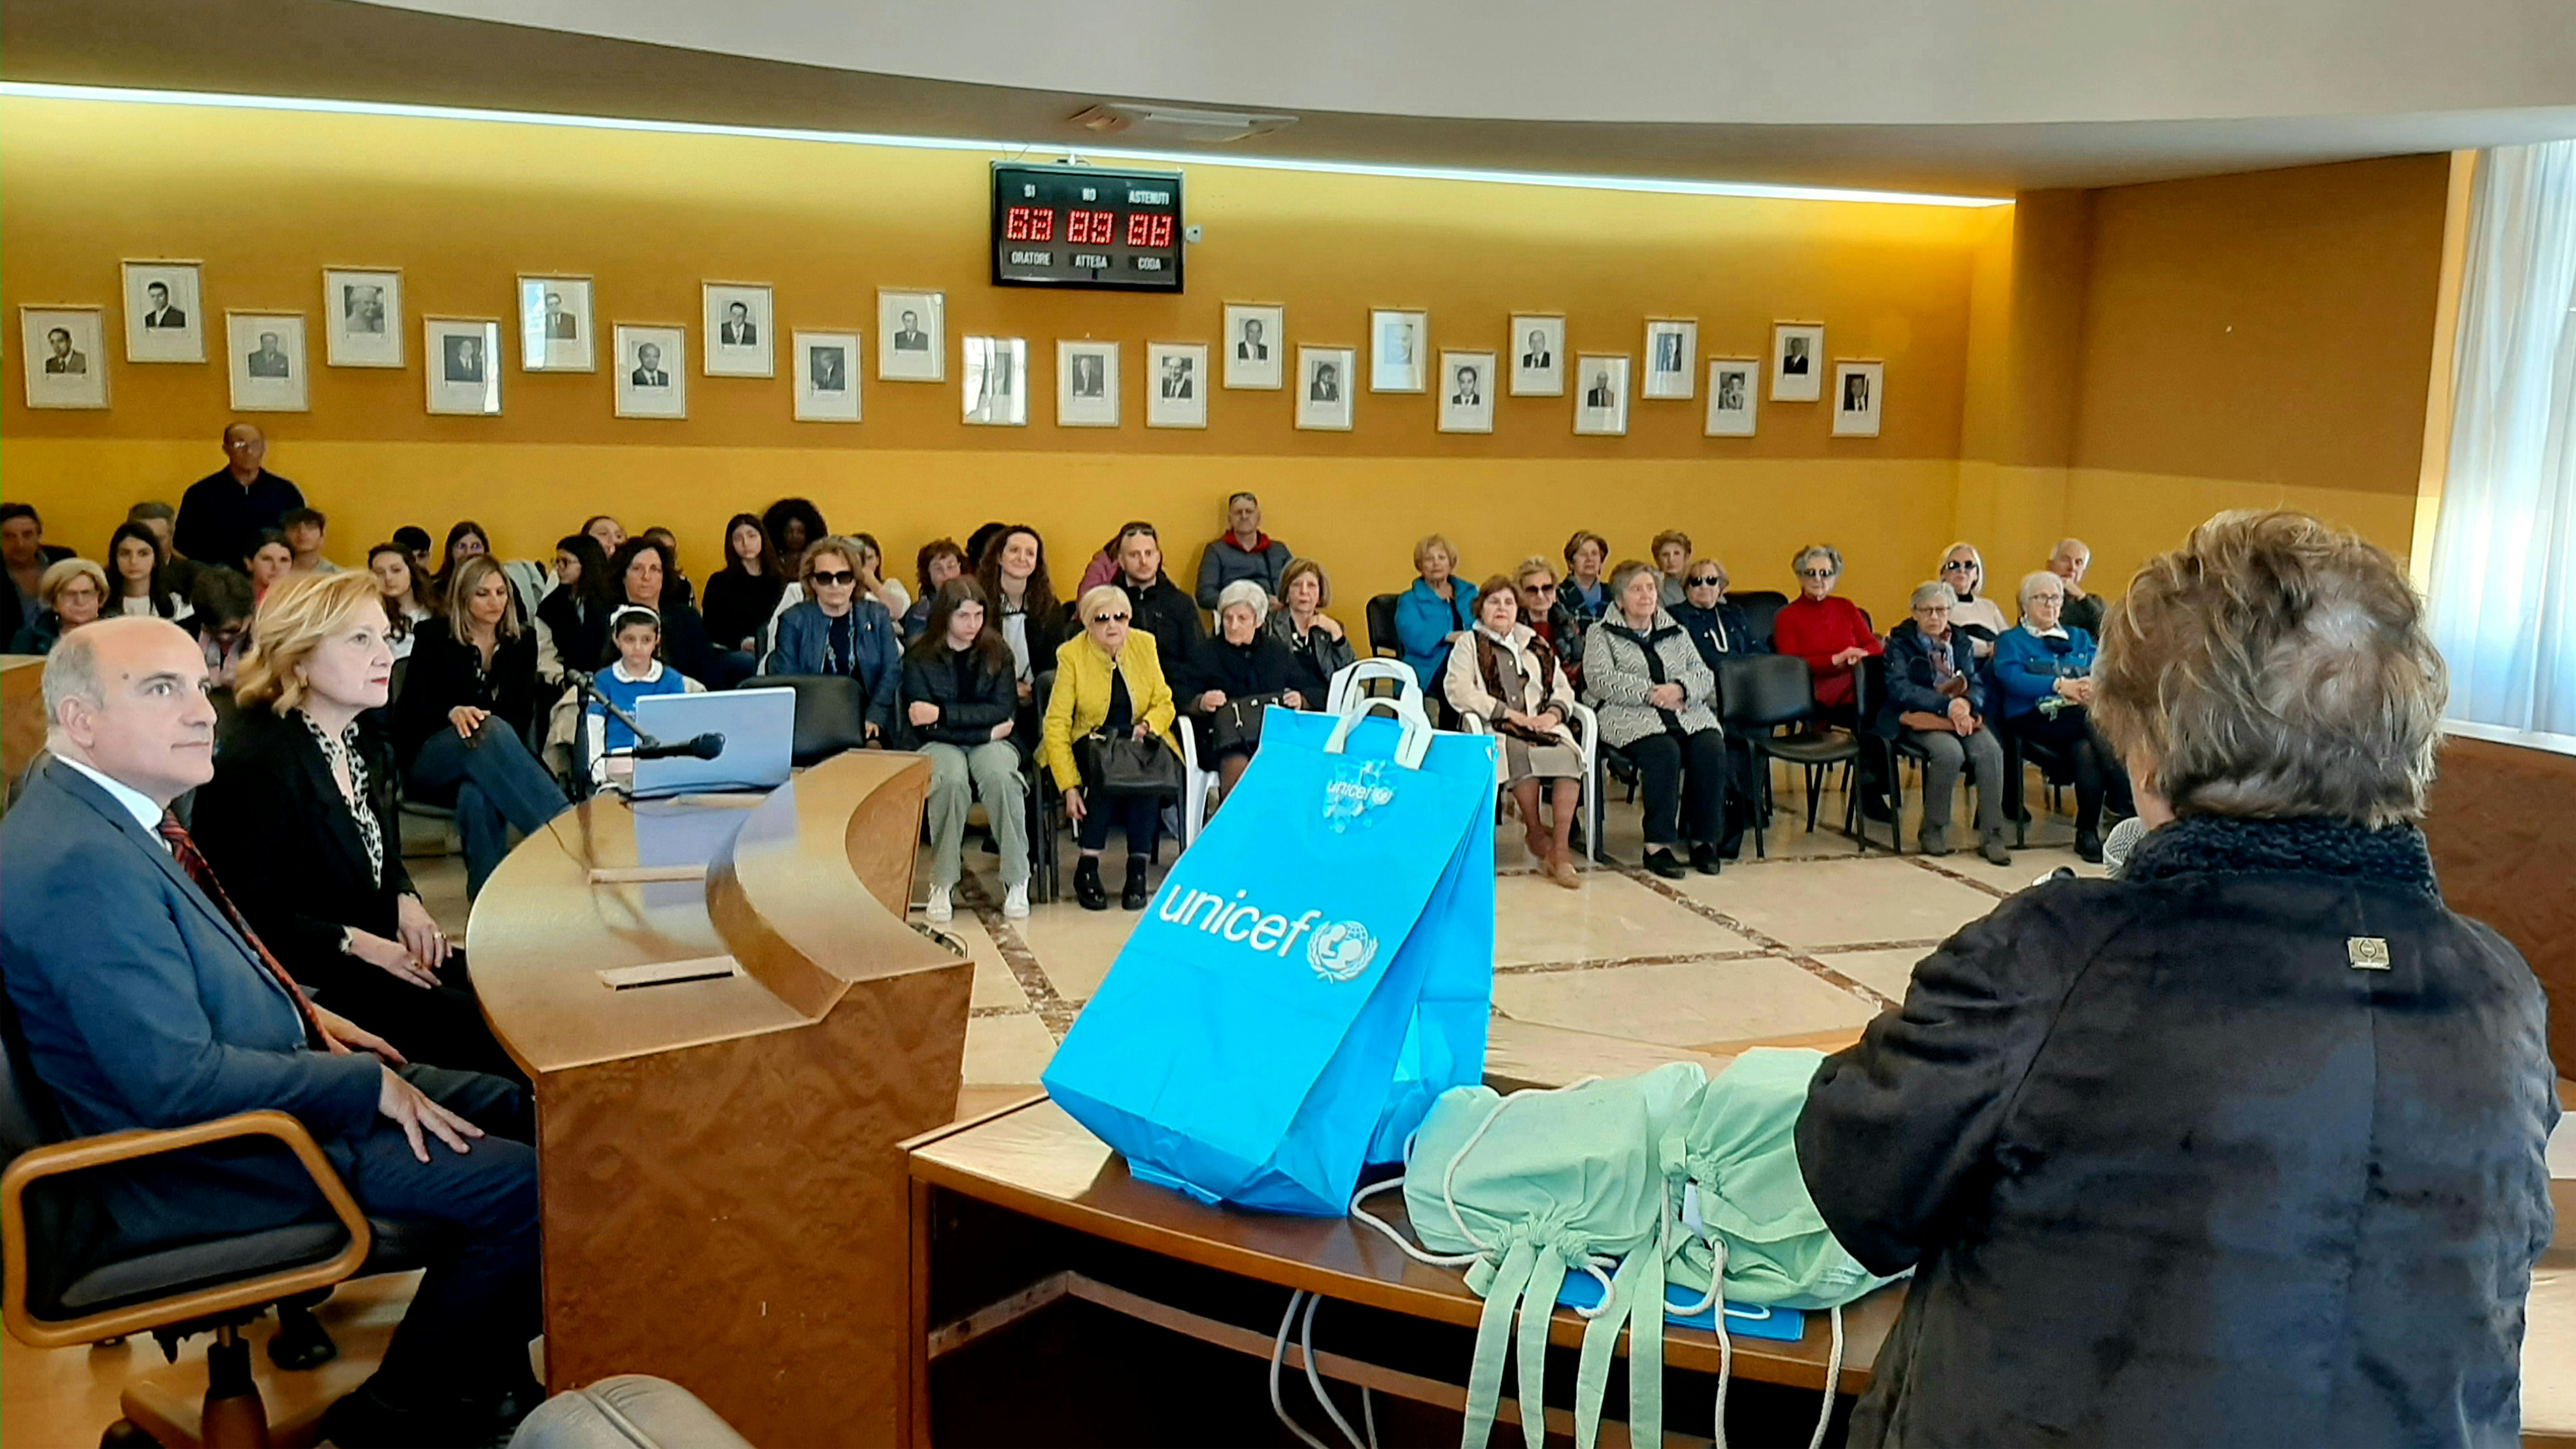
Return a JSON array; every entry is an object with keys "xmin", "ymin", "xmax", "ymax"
[
  {"xmin": 1458, "ymin": 712, "xmax": 1491, "ymax": 735},
  {"xmin": 1176, "ymin": 716, "xmax": 1201, "ymax": 769},
  {"xmin": 3, "ymin": 1109, "xmax": 374, "ymax": 1348}
]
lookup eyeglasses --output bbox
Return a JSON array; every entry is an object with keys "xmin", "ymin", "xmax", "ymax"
[
  {"xmin": 1798, "ymin": 568, "xmax": 1836, "ymax": 580},
  {"xmin": 810, "ymin": 570, "xmax": 857, "ymax": 586},
  {"xmin": 1687, "ymin": 576, "xmax": 1724, "ymax": 587}
]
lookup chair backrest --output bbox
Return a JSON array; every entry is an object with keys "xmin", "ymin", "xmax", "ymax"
[
  {"xmin": 764, "ymin": 673, "xmax": 867, "ymax": 767},
  {"xmin": 1364, "ymin": 594, "xmax": 1401, "ymax": 658},
  {"xmin": 1730, "ymin": 590, "xmax": 1788, "ymax": 645},
  {"xmin": 1857, "ymin": 651, "xmax": 1887, "ymax": 721},
  {"xmin": 0, "ymin": 991, "xmax": 65, "ymax": 1170},
  {"xmin": 1717, "ymin": 654, "xmax": 1817, "ymax": 732}
]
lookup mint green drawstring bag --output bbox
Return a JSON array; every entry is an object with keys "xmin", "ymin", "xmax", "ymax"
[{"xmin": 1352, "ymin": 1064, "xmax": 1707, "ymax": 1449}]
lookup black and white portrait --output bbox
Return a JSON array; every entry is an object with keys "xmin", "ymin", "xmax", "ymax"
[
  {"xmin": 614, "ymin": 324, "xmax": 688, "ymax": 419},
  {"xmin": 226, "ymin": 312, "xmax": 309, "ymax": 412},
  {"xmin": 344, "ymin": 285, "xmax": 386, "ymax": 335},
  {"xmin": 43, "ymin": 328, "xmax": 86, "ymax": 375},
  {"xmin": 1831, "ymin": 360, "xmax": 1884, "ymax": 437},
  {"xmin": 630, "ymin": 343, "xmax": 668, "ymax": 388},
  {"xmin": 1159, "ymin": 354, "xmax": 1195, "ymax": 400},
  {"xmin": 878, "ymin": 289, "xmax": 946, "ymax": 382},
  {"xmin": 702, "ymin": 282, "xmax": 774, "ymax": 377},
  {"xmin": 122, "ymin": 260, "xmax": 205, "ymax": 364},
  {"xmin": 1370, "ymin": 309, "xmax": 1426, "ymax": 392},
  {"xmin": 793, "ymin": 329, "xmax": 861, "ymax": 423},
  {"xmin": 1144, "ymin": 342, "xmax": 1205, "ymax": 429},
  {"xmin": 721, "ymin": 303, "xmax": 756, "ymax": 346},
  {"xmin": 1509, "ymin": 314, "xmax": 1565, "ymax": 396},
  {"xmin": 22, "ymin": 307, "xmax": 110, "ymax": 409},
  {"xmin": 1296, "ymin": 346, "xmax": 1354, "ymax": 431},
  {"xmin": 1584, "ymin": 370, "xmax": 1614, "ymax": 409},
  {"xmin": 1642, "ymin": 319, "xmax": 1697, "ymax": 400},
  {"xmin": 963, "ymin": 335, "xmax": 1027, "ymax": 426},
  {"xmin": 1057, "ymin": 340, "xmax": 1120, "ymax": 428},
  {"xmin": 1310, "ymin": 362, "xmax": 1340, "ymax": 402},
  {"xmin": 247, "ymin": 333, "xmax": 293, "ymax": 377},
  {"xmin": 1438, "ymin": 349, "xmax": 1495, "ymax": 435},
  {"xmin": 545, "ymin": 294, "xmax": 579, "ymax": 340},
  {"xmin": 323, "ymin": 269, "xmax": 404, "ymax": 367},
  {"xmin": 1704, "ymin": 359, "xmax": 1757, "ymax": 437},
  {"xmin": 1222, "ymin": 304, "xmax": 1285, "ymax": 389},
  {"xmin": 1772, "ymin": 323, "xmax": 1824, "ymax": 402},
  {"xmin": 443, "ymin": 333, "xmax": 485, "ymax": 383},
  {"xmin": 1573, "ymin": 354, "xmax": 1629, "ymax": 436},
  {"xmin": 424, "ymin": 318, "xmax": 503, "ymax": 416},
  {"xmin": 519, "ymin": 275, "xmax": 595, "ymax": 371}
]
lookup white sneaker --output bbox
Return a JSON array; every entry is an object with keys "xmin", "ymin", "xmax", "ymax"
[
  {"xmin": 923, "ymin": 885, "xmax": 952, "ymax": 923},
  {"xmin": 1003, "ymin": 882, "xmax": 1030, "ymax": 919}
]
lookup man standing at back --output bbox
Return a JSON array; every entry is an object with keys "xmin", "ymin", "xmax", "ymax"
[
  {"xmin": 0, "ymin": 617, "xmax": 540, "ymax": 1446},
  {"xmin": 176, "ymin": 422, "xmax": 303, "ymax": 571}
]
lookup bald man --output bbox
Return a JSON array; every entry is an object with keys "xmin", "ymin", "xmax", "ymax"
[
  {"xmin": 2047, "ymin": 537, "xmax": 2104, "ymax": 639},
  {"xmin": 175, "ymin": 422, "xmax": 303, "ymax": 569},
  {"xmin": 0, "ymin": 618, "xmax": 541, "ymax": 1445}
]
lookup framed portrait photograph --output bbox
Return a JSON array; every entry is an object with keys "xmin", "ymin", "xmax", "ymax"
[
  {"xmin": 702, "ymin": 282, "xmax": 774, "ymax": 378},
  {"xmin": 613, "ymin": 324, "xmax": 688, "ymax": 419},
  {"xmin": 1509, "ymin": 314, "xmax": 1564, "ymax": 397},
  {"xmin": 1369, "ymin": 308, "xmax": 1427, "ymax": 393},
  {"xmin": 322, "ymin": 267, "xmax": 403, "ymax": 368},
  {"xmin": 423, "ymin": 318, "xmax": 502, "ymax": 416},
  {"xmin": 1437, "ymin": 350, "xmax": 1495, "ymax": 435},
  {"xmin": 226, "ymin": 312, "xmax": 309, "ymax": 412},
  {"xmin": 1296, "ymin": 346, "xmax": 1354, "ymax": 431},
  {"xmin": 792, "ymin": 330, "xmax": 861, "ymax": 423},
  {"xmin": 1145, "ymin": 342, "xmax": 1207, "ymax": 429},
  {"xmin": 1772, "ymin": 322, "xmax": 1824, "ymax": 402},
  {"xmin": 1222, "ymin": 303, "xmax": 1284, "ymax": 390},
  {"xmin": 1057, "ymin": 339, "xmax": 1121, "ymax": 428},
  {"xmin": 1703, "ymin": 359, "xmax": 1759, "ymax": 437},
  {"xmin": 518, "ymin": 275, "xmax": 595, "ymax": 372},
  {"xmin": 962, "ymin": 336, "xmax": 1027, "ymax": 426},
  {"xmin": 1572, "ymin": 354, "xmax": 1630, "ymax": 436},
  {"xmin": 1642, "ymin": 319, "xmax": 1697, "ymax": 400},
  {"xmin": 121, "ymin": 260, "xmax": 203, "ymax": 364},
  {"xmin": 20, "ymin": 306, "xmax": 110, "ymax": 410},
  {"xmin": 878, "ymin": 289, "xmax": 946, "ymax": 382},
  {"xmin": 1832, "ymin": 361, "xmax": 1885, "ymax": 437}
]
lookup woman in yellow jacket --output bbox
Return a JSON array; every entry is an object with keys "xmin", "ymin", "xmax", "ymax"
[{"xmin": 1043, "ymin": 584, "xmax": 1181, "ymax": 910}]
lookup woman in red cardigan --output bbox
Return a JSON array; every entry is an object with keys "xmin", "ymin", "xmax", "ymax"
[{"xmin": 1773, "ymin": 543, "xmax": 1891, "ymax": 818}]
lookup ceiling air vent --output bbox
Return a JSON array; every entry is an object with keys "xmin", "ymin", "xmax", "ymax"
[{"xmin": 1069, "ymin": 103, "xmax": 1296, "ymax": 145}]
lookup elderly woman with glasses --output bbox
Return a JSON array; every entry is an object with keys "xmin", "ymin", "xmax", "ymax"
[
  {"xmin": 1772, "ymin": 543, "xmax": 1890, "ymax": 817},
  {"xmin": 1882, "ymin": 582, "xmax": 2010, "ymax": 862},
  {"xmin": 1800, "ymin": 511, "xmax": 2552, "ymax": 1449},
  {"xmin": 6, "ymin": 557, "xmax": 106, "ymax": 655},
  {"xmin": 1935, "ymin": 542, "xmax": 2008, "ymax": 657},
  {"xmin": 1043, "ymin": 584, "xmax": 1180, "ymax": 911},
  {"xmin": 1992, "ymin": 569, "xmax": 2130, "ymax": 860}
]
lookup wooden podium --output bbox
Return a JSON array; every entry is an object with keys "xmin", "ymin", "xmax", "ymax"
[{"xmin": 470, "ymin": 751, "xmax": 969, "ymax": 1447}]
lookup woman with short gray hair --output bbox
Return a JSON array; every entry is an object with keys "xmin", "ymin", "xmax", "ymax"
[
  {"xmin": 1800, "ymin": 510, "xmax": 2554, "ymax": 1448},
  {"xmin": 1991, "ymin": 568, "xmax": 2128, "ymax": 859},
  {"xmin": 1182, "ymin": 578, "xmax": 1298, "ymax": 805},
  {"xmin": 1879, "ymin": 581, "xmax": 2009, "ymax": 862}
]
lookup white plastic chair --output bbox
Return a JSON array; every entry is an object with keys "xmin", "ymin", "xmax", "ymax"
[
  {"xmin": 1173, "ymin": 716, "xmax": 1217, "ymax": 851},
  {"xmin": 1454, "ymin": 700, "xmax": 1603, "ymax": 864}
]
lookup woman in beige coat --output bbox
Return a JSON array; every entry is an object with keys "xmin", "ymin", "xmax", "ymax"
[{"xmin": 1445, "ymin": 577, "xmax": 1584, "ymax": 888}]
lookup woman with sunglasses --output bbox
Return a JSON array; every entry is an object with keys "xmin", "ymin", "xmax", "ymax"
[
  {"xmin": 1773, "ymin": 543, "xmax": 1891, "ymax": 819},
  {"xmin": 1935, "ymin": 542, "xmax": 2009, "ymax": 657},
  {"xmin": 1042, "ymin": 585, "xmax": 1180, "ymax": 911},
  {"xmin": 766, "ymin": 536, "xmax": 902, "ymax": 741}
]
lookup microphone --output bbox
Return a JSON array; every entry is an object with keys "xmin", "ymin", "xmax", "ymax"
[{"xmin": 631, "ymin": 732, "xmax": 725, "ymax": 762}]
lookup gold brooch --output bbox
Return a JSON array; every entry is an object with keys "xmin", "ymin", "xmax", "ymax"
[{"xmin": 2347, "ymin": 937, "xmax": 2391, "ymax": 971}]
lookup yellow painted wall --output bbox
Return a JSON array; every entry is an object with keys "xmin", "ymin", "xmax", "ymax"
[{"xmin": 0, "ymin": 96, "xmax": 1993, "ymax": 623}]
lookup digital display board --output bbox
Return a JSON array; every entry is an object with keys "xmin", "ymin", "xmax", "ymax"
[{"xmin": 991, "ymin": 163, "xmax": 1184, "ymax": 292}]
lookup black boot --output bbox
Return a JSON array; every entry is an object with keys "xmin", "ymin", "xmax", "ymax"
[
  {"xmin": 1121, "ymin": 853, "xmax": 1152, "ymax": 910},
  {"xmin": 1689, "ymin": 843, "xmax": 1721, "ymax": 875},
  {"xmin": 1074, "ymin": 855, "xmax": 1108, "ymax": 911},
  {"xmin": 1644, "ymin": 847, "xmax": 1687, "ymax": 880}
]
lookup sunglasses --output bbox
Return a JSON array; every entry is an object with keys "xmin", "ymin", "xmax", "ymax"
[
  {"xmin": 1093, "ymin": 611, "xmax": 1131, "ymax": 624},
  {"xmin": 1687, "ymin": 575, "xmax": 1724, "ymax": 586},
  {"xmin": 1798, "ymin": 568, "xmax": 1836, "ymax": 580},
  {"xmin": 810, "ymin": 569, "xmax": 857, "ymax": 586},
  {"xmin": 1524, "ymin": 582, "xmax": 1557, "ymax": 594},
  {"xmin": 1942, "ymin": 560, "xmax": 1977, "ymax": 572}
]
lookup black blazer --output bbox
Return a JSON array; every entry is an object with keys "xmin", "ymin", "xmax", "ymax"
[
  {"xmin": 192, "ymin": 708, "xmax": 415, "ymax": 989},
  {"xmin": 535, "ymin": 587, "xmax": 607, "ymax": 683},
  {"xmin": 1183, "ymin": 632, "xmax": 1294, "ymax": 706},
  {"xmin": 701, "ymin": 568, "xmax": 785, "ymax": 653},
  {"xmin": 392, "ymin": 617, "xmax": 543, "ymax": 766},
  {"xmin": 896, "ymin": 645, "xmax": 1016, "ymax": 750}
]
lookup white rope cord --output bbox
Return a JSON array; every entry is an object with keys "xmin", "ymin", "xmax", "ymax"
[
  {"xmin": 1706, "ymin": 1237, "xmax": 1734, "ymax": 1449},
  {"xmin": 1806, "ymin": 1305, "xmax": 1845, "ymax": 1449},
  {"xmin": 1270, "ymin": 1291, "xmax": 1335, "ymax": 1449},
  {"xmin": 1299, "ymin": 1293, "xmax": 1370, "ymax": 1449}
]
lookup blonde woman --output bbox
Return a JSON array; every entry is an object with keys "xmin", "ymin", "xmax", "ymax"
[
  {"xmin": 1935, "ymin": 541, "xmax": 2008, "ymax": 655},
  {"xmin": 6, "ymin": 557, "xmax": 106, "ymax": 655},
  {"xmin": 1042, "ymin": 584, "xmax": 1179, "ymax": 911},
  {"xmin": 1394, "ymin": 534, "xmax": 1475, "ymax": 691},
  {"xmin": 390, "ymin": 554, "xmax": 569, "ymax": 895},
  {"xmin": 192, "ymin": 570, "xmax": 521, "ymax": 1079}
]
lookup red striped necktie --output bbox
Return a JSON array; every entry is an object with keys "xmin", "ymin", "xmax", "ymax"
[{"xmin": 158, "ymin": 811, "xmax": 336, "ymax": 1053}]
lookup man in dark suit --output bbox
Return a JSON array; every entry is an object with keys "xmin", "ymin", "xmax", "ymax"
[
  {"xmin": 1521, "ymin": 328, "xmax": 1551, "ymax": 370},
  {"xmin": 1235, "ymin": 316, "xmax": 1267, "ymax": 360},
  {"xmin": 1309, "ymin": 362, "xmax": 1339, "ymax": 403},
  {"xmin": 176, "ymin": 423, "xmax": 303, "ymax": 570},
  {"xmin": 1450, "ymin": 364, "xmax": 1481, "ymax": 406},
  {"xmin": 891, "ymin": 309, "xmax": 929, "ymax": 352},
  {"xmin": 630, "ymin": 342, "xmax": 668, "ymax": 388},
  {"xmin": 246, "ymin": 333, "xmax": 291, "ymax": 378},
  {"xmin": 1585, "ymin": 370, "xmax": 1616, "ymax": 408},
  {"xmin": 811, "ymin": 347, "xmax": 845, "ymax": 391},
  {"xmin": 542, "ymin": 291, "xmax": 577, "ymax": 341},
  {"xmin": 0, "ymin": 618, "xmax": 541, "ymax": 1444},
  {"xmin": 42, "ymin": 327, "xmax": 86, "ymax": 375},
  {"xmin": 142, "ymin": 281, "xmax": 187, "ymax": 329},
  {"xmin": 1159, "ymin": 356, "xmax": 1193, "ymax": 399},
  {"xmin": 719, "ymin": 301, "xmax": 758, "ymax": 346}
]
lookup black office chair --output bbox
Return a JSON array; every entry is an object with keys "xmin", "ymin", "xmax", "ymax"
[
  {"xmin": 1999, "ymin": 724, "xmax": 2079, "ymax": 846},
  {"xmin": 1718, "ymin": 654, "xmax": 1865, "ymax": 857},
  {"xmin": 763, "ymin": 674, "xmax": 869, "ymax": 767},
  {"xmin": 1729, "ymin": 590, "xmax": 1788, "ymax": 648},
  {"xmin": 1363, "ymin": 594, "xmax": 1401, "ymax": 659},
  {"xmin": 1022, "ymin": 670, "xmax": 1062, "ymax": 904},
  {"xmin": 1, "ymin": 1005, "xmax": 441, "ymax": 1448},
  {"xmin": 1847, "ymin": 655, "xmax": 1903, "ymax": 853}
]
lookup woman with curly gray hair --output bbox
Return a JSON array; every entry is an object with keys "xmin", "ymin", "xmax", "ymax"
[{"xmin": 1799, "ymin": 510, "xmax": 2555, "ymax": 1448}]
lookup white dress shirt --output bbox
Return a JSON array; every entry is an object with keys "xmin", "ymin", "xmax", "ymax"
[{"xmin": 54, "ymin": 755, "xmax": 171, "ymax": 851}]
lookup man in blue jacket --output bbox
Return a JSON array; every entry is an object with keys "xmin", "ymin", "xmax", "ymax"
[{"xmin": 0, "ymin": 617, "xmax": 539, "ymax": 1446}]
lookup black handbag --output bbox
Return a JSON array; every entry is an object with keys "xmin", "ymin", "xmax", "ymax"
[
  {"xmin": 1204, "ymin": 692, "xmax": 1285, "ymax": 755},
  {"xmin": 1076, "ymin": 728, "xmax": 1184, "ymax": 799}
]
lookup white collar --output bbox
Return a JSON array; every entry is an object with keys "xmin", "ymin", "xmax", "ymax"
[
  {"xmin": 609, "ymin": 658, "xmax": 665, "ymax": 684},
  {"xmin": 2024, "ymin": 622, "xmax": 2070, "ymax": 640},
  {"xmin": 55, "ymin": 755, "xmax": 171, "ymax": 846}
]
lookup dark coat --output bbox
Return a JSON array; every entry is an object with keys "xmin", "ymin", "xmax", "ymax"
[
  {"xmin": 536, "ymin": 585, "xmax": 608, "ymax": 681},
  {"xmin": 700, "ymin": 568, "xmax": 783, "ymax": 653},
  {"xmin": 1118, "ymin": 573, "xmax": 1204, "ymax": 676},
  {"xmin": 1797, "ymin": 815, "xmax": 2557, "ymax": 1449},
  {"xmin": 192, "ymin": 709, "xmax": 414, "ymax": 971},
  {"xmin": 897, "ymin": 644, "xmax": 1016, "ymax": 750},
  {"xmin": 1265, "ymin": 611, "xmax": 1357, "ymax": 707},
  {"xmin": 1183, "ymin": 630, "xmax": 1295, "ymax": 707},
  {"xmin": 647, "ymin": 599, "xmax": 725, "ymax": 686},
  {"xmin": 392, "ymin": 617, "xmax": 544, "ymax": 767},
  {"xmin": 767, "ymin": 599, "xmax": 900, "ymax": 734},
  {"xmin": 1667, "ymin": 599, "xmax": 1768, "ymax": 673},
  {"xmin": 1876, "ymin": 621, "xmax": 1988, "ymax": 730}
]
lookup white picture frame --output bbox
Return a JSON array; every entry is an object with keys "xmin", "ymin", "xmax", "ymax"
[
  {"xmin": 423, "ymin": 317, "xmax": 502, "ymax": 416},
  {"xmin": 793, "ymin": 330, "xmax": 861, "ymax": 423},
  {"xmin": 1222, "ymin": 303, "xmax": 1284, "ymax": 390},
  {"xmin": 878, "ymin": 289, "xmax": 946, "ymax": 382},
  {"xmin": 21, "ymin": 306, "xmax": 110, "ymax": 410},
  {"xmin": 1510, "ymin": 314, "xmax": 1564, "ymax": 396},
  {"xmin": 1437, "ymin": 350, "xmax": 1495, "ymax": 434},
  {"xmin": 702, "ymin": 281, "xmax": 774, "ymax": 378},
  {"xmin": 1703, "ymin": 359, "xmax": 1759, "ymax": 437},
  {"xmin": 1145, "ymin": 342, "xmax": 1207, "ymax": 429},
  {"xmin": 1369, "ymin": 308, "xmax": 1427, "ymax": 393},
  {"xmin": 1057, "ymin": 339, "xmax": 1121, "ymax": 428},
  {"xmin": 1572, "ymin": 354, "xmax": 1630, "ymax": 436},
  {"xmin": 121, "ymin": 260, "xmax": 203, "ymax": 364},
  {"xmin": 613, "ymin": 324, "xmax": 687, "ymax": 419},
  {"xmin": 1296, "ymin": 347, "xmax": 1354, "ymax": 431},
  {"xmin": 518, "ymin": 275, "xmax": 595, "ymax": 372},
  {"xmin": 322, "ymin": 267, "xmax": 403, "ymax": 368},
  {"xmin": 1832, "ymin": 360, "xmax": 1885, "ymax": 437},
  {"xmin": 226, "ymin": 312, "xmax": 309, "ymax": 412},
  {"xmin": 962, "ymin": 336, "xmax": 1027, "ymax": 426},
  {"xmin": 1772, "ymin": 322, "xmax": 1824, "ymax": 402},
  {"xmin": 1642, "ymin": 319, "xmax": 1696, "ymax": 399}
]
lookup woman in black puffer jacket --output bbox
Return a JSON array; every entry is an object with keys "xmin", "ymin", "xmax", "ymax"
[{"xmin": 899, "ymin": 578, "xmax": 1029, "ymax": 924}]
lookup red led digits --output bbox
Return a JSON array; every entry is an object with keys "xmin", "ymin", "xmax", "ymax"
[
  {"xmin": 1122, "ymin": 213, "xmax": 1175, "ymax": 247},
  {"xmin": 1146, "ymin": 214, "xmax": 1173, "ymax": 247}
]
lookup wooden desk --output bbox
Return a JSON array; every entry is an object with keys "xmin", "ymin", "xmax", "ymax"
[
  {"xmin": 472, "ymin": 752, "xmax": 969, "ymax": 1448},
  {"xmin": 904, "ymin": 1022, "xmax": 1892, "ymax": 1447}
]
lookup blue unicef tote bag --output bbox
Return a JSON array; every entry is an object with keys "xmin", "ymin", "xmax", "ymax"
[{"xmin": 1042, "ymin": 682, "xmax": 1498, "ymax": 1216}]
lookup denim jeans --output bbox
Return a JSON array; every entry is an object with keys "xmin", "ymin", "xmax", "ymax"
[{"xmin": 408, "ymin": 722, "xmax": 569, "ymax": 896}]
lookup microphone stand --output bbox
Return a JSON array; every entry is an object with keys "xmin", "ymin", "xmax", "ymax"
[{"xmin": 564, "ymin": 668, "xmax": 665, "ymax": 798}]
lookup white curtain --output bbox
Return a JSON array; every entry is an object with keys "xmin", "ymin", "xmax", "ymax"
[{"xmin": 2426, "ymin": 139, "xmax": 2576, "ymax": 740}]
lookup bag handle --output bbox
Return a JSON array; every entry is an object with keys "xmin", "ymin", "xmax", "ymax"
[{"xmin": 1324, "ymin": 687, "xmax": 1434, "ymax": 769}]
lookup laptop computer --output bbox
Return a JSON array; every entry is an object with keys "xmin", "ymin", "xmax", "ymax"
[{"xmin": 629, "ymin": 686, "xmax": 797, "ymax": 799}]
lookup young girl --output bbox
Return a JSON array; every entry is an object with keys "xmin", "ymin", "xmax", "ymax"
[{"xmin": 583, "ymin": 604, "xmax": 693, "ymax": 788}]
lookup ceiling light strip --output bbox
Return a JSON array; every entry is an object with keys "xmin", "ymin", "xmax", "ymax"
[{"xmin": 0, "ymin": 81, "xmax": 2009, "ymax": 208}]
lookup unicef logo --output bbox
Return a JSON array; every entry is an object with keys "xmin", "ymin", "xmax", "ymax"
[{"xmin": 1307, "ymin": 920, "xmax": 1378, "ymax": 983}]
